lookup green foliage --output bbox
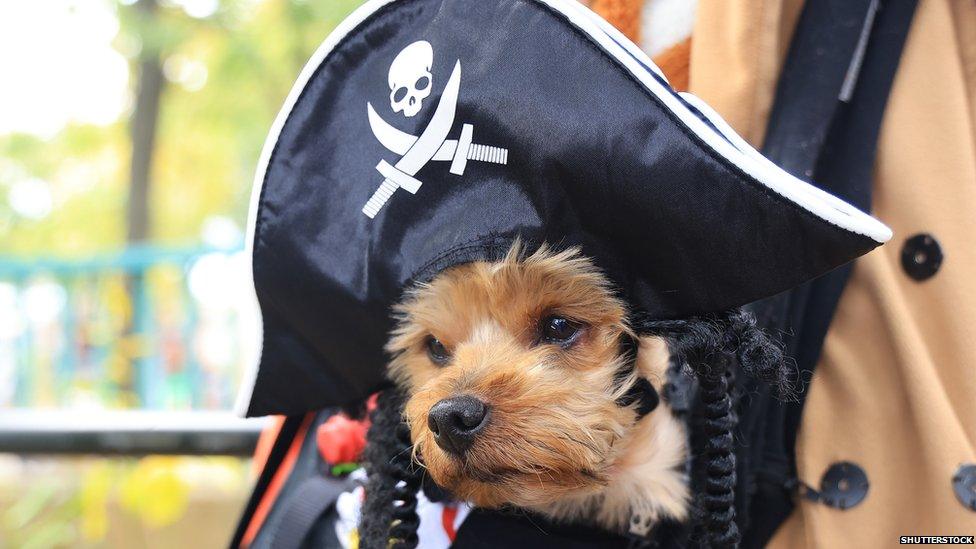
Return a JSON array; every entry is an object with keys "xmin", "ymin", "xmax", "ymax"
[
  {"xmin": 0, "ymin": 456, "xmax": 251, "ymax": 548},
  {"xmin": 0, "ymin": 4, "xmax": 367, "ymax": 545},
  {"xmin": 0, "ymin": 0, "xmax": 365, "ymax": 255}
]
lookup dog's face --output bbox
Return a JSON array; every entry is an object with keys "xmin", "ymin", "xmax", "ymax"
[{"xmin": 387, "ymin": 246, "xmax": 656, "ymax": 508}]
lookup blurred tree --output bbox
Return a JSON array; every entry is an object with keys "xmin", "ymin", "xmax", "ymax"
[
  {"xmin": 121, "ymin": 0, "xmax": 165, "ymax": 404},
  {"xmin": 0, "ymin": 0, "xmax": 365, "ymax": 255},
  {"xmin": 126, "ymin": 0, "xmax": 164, "ymax": 245},
  {"xmin": 0, "ymin": 0, "xmax": 366, "ymax": 408}
]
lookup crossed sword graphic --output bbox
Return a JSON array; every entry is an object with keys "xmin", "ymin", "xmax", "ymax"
[{"xmin": 362, "ymin": 61, "xmax": 509, "ymax": 218}]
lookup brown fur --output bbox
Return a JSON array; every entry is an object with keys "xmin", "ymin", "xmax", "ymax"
[{"xmin": 387, "ymin": 243, "xmax": 689, "ymax": 530}]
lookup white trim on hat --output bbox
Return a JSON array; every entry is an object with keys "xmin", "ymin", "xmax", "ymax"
[
  {"xmin": 235, "ymin": 0, "xmax": 892, "ymax": 416},
  {"xmin": 234, "ymin": 0, "xmax": 400, "ymax": 417},
  {"xmin": 550, "ymin": 0, "xmax": 892, "ymax": 243}
]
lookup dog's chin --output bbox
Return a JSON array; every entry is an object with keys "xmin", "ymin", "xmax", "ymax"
[{"xmin": 418, "ymin": 437, "xmax": 609, "ymax": 508}]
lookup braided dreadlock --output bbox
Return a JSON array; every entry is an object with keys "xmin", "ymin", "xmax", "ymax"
[
  {"xmin": 636, "ymin": 308, "xmax": 790, "ymax": 548},
  {"xmin": 360, "ymin": 389, "xmax": 423, "ymax": 549}
]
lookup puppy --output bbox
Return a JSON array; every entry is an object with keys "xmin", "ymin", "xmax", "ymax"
[{"xmin": 386, "ymin": 243, "xmax": 690, "ymax": 533}]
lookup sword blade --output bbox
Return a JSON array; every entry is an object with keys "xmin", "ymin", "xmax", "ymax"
[
  {"xmin": 434, "ymin": 140, "xmax": 456, "ymax": 160},
  {"xmin": 366, "ymin": 103, "xmax": 414, "ymax": 155},
  {"xmin": 368, "ymin": 102, "xmax": 456, "ymax": 160},
  {"xmin": 394, "ymin": 60, "xmax": 461, "ymax": 176}
]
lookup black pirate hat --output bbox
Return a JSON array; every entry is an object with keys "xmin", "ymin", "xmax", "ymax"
[{"xmin": 236, "ymin": 0, "xmax": 890, "ymax": 417}]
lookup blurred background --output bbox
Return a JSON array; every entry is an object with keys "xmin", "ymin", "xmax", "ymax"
[{"xmin": 0, "ymin": 1, "xmax": 362, "ymax": 547}]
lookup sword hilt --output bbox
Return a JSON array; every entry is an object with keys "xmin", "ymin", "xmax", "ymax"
[
  {"xmin": 362, "ymin": 179, "xmax": 398, "ymax": 218},
  {"xmin": 467, "ymin": 143, "xmax": 508, "ymax": 164}
]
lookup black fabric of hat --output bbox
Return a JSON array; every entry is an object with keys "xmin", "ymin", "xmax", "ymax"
[{"xmin": 236, "ymin": 0, "xmax": 890, "ymax": 418}]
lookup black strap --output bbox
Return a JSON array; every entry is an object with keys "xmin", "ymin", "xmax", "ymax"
[
  {"xmin": 763, "ymin": 0, "xmax": 882, "ymax": 185},
  {"xmin": 763, "ymin": 0, "xmax": 919, "ymax": 207},
  {"xmin": 270, "ymin": 475, "xmax": 353, "ymax": 549},
  {"xmin": 229, "ymin": 414, "xmax": 309, "ymax": 549},
  {"xmin": 740, "ymin": 1, "xmax": 918, "ymax": 546}
]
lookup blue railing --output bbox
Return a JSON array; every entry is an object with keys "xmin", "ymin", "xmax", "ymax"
[{"xmin": 0, "ymin": 245, "xmax": 251, "ymax": 411}]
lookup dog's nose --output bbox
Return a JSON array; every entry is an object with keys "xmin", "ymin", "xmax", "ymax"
[{"xmin": 427, "ymin": 395, "xmax": 489, "ymax": 455}]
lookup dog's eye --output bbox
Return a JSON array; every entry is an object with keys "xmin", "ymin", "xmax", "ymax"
[
  {"xmin": 426, "ymin": 336, "xmax": 451, "ymax": 365},
  {"xmin": 540, "ymin": 316, "xmax": 582, "ymax": 345}
]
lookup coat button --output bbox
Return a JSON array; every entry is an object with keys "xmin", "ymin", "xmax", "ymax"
[
  {"xmin": 901, "ymin": 233, "xmax": 943, "ymax": 281},
  {"xmin": 819, "ymin": 462, "xmax": 869, "ymax": 510},
  {"xmin": 953, "ymin": 464, "xmax": 976, "ymax": 511}
]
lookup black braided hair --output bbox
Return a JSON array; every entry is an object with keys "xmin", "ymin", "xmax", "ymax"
[
  {"xmin": 636, "ymin": 308, "xmax": 789, "ymax": 548},
  {"xmin": 360, "ymin": 389, "xmax": 423, "ymax": 549}
]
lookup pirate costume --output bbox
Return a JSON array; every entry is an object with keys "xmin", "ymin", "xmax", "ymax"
[{"xmin": 230, "ymin": 0, "xmax": 892, "ymax": 547}]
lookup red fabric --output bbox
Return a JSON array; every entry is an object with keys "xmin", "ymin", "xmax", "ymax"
[
  {"xmin": 316, "ymin": 413, "xmax": 369, "ymax": 464},
  {"xmin": 442, "ymin": 505, "xmax": 459, "ymax": 541}
]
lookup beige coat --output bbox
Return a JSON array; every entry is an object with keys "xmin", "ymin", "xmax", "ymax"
[{"xmin": 689, "ymin": 0, "xmax": 976, "ymax": 545}]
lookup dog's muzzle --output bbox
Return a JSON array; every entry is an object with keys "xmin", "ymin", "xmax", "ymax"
[{"xmin": 427, "ymin": 395, "xmax": 489, "ymax": 455}]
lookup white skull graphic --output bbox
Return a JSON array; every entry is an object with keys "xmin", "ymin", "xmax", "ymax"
[{"xmin": 388, "ymin": 41, "xmax": 433, "ymax": 117}]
